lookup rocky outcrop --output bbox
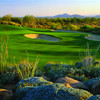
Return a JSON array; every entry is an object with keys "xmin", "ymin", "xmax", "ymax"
[
  {"xmin": 15, "ymin": 83, "xmax": 92, "ymax": 100},
  {"xmin": 55, "ymin": 76, "xmax": 89, "ymax": 90},
  {"xmin": 16, "ymin": 77, "xmax": 53, "ymax": 89},
  {"xmin": 0, "ymin": 89, "xmax": 13, "ymax": 100},
  {"xmin": 87, "ymin": 95, "xmax": 100, "ymax": 100},
  {"xmin": 91, "ymin": 80, "xmax": 100, "ymax": 94}
]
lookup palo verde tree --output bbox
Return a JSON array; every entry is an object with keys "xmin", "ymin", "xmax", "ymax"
[
  {"xmin": 23, "ymin": 15, "xmax": 35, "ymax": 26},
  {"xmin": 2, "ymin": 14, "xmax": 12, "ymax": 22}
]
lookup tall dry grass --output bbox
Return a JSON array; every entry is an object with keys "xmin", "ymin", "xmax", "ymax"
[{"xmin": 0, "ymin": 32, "xmax": 9, "ymax": 72}]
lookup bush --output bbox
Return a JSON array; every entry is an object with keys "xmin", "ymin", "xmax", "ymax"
[
  {"xmin": 8, "ymin": 21, "xmax": 21, "ymax": 26},
  {"xmin": 0, "ymin": 70, "xmax": 16, "ymax": 84},
  {"xmin": 79, "ymin": 25, "xmax": 92, "ymax": 32},
  {"xmin": 44, "ymin": 62, "xmax": 100, "ymax": 82},
  {"xmin": 44, "ymin": 63, "xmax": 73, "ymax": 82},
  {"xmin": 64, "ymin": 25, "xmax": 78, "ymax": 30},
  {"xmin": 0, "ymin": 21, "xmax": 8, "ymax": 25}
]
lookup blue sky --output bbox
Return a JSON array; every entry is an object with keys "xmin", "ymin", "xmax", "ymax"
[{"xmin": 0, "ymin": 0, "xmax": 100, "ymax": 17}]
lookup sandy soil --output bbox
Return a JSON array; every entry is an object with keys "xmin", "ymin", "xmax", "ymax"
[
  {"xmin": 24, "ymin": 34, "xmax": 60, "ymax": 42},
  {"xmin": 24, "ymin": 34, "xmax": 39, "ymax": 39},
  {"xmin": 24, "ymin": 30, "xmax": 100, "ymax": 42}
]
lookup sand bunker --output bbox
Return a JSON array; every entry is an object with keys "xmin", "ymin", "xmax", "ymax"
[
  {"xmin": 55, "ymin": 30, "xmax": 100, "ymax": 42},
  {"xmin": 85, "ymin": 34, "xmax": 100, "ymax": 41},
  {"xmin": 24, "ymin": 34, "xmax": 60, "ymax": 42}
]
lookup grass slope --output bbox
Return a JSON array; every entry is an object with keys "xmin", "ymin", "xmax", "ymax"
[{"xmin": 0, "ymin": 25, "xmax": 100, "ymax": 69}]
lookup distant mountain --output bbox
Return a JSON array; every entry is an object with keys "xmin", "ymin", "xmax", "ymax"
[
  {"xmin": 72, "ymin": 14, "xmax": 85, "ymax": 18},
  {"xmin": 54, "ymin": 13, "xmax": 71, "ymax": 18},
  {"xmin": 36, "ymin": 13, "xmax": 100, "ymax": 18},
  {"xmin": 53, "ymin": 13, "xmax": 85, "ymax": 18},
  {"xmin": 95, "ymin": 15, "xmax": 100, "ymax": 18}
]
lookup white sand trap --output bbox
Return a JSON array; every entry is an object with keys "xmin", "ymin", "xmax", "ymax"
[
  {"xmin": 24, "ymin": 34, "xmax": 60, "ymax": 42},
  {"xmin": 55, "ymin": 30, "xmax": 100, "ymax": 41},
  {"xmin": 85, "ymin": 34, "xmax": 100, "ymax": 41}
]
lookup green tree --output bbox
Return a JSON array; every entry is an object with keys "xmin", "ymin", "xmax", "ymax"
[
  {"xmin": 23, "ymin": 15, "xmax": 35, "ymax": 26},
  {"xmin": 79, "ymin": 25, "xmax": 92, "ymax": 32},
  {"xmin": 11, "ymin": 17, "xmax": 22, "ymax": 24},
  {"xmin": 2, "ymin": 14, "xmax": 12, "ymax": 22}
]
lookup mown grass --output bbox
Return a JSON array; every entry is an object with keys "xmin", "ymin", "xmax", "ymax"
[{"xmin": 0, "ymin": 24, "xmax": 100, "ymax": 70}]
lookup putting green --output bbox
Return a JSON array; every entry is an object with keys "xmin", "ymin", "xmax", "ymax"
[{"xmin": 0, "ymin": 25, "xmax": 100, "ymax": 69}]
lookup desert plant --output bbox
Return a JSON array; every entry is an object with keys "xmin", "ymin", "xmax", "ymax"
[
  {"xmin": 0, "ymin": 70, "xmax": 16, "ymax": 84},
  {"xmin": 78, "ymin": 43, "xmax": 100, "ymax": 70},
  {"xmin": 0, "ymin": 33, "xmax": 9, "ymax": 73},
  {"xmin": 2, "ymin": 14, "xmax": 12, "ymax": 22},
  {"xmin": 16, "ymin": 55, "xmax": 40, "ymax": 79}
]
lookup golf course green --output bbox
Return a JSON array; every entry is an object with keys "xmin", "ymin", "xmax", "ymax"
[{"xmin": 0, "ymin": 25, "xmax": 100, "ymax": 69}]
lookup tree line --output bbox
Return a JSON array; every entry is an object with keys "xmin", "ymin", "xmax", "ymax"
[{"xmin": 0, "ymin": 14, "xmax": 100, "ymax": 34}]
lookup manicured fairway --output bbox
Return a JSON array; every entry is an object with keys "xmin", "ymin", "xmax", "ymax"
[{"xmin": 0, "ymin": 25, "xmax": 100, "ymax": 69}]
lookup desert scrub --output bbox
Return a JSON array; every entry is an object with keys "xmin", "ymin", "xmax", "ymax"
[
  {"xmin": 0, "ymin": 67, "xmax": 16, "ymax": 84},
  {"xmin": 44, "ymin": 62, "xmax": 100, "ymax": 82},
  {"xmin": 15, "ymin": 54, "xmax": 40, "ymax": 79},
  {"xmin": 0, "ymin": 33, "xmax": 9, "ymax": 73},
  {"xmin": 15, "ymin": 83, "xmax": 92, "ymax": 100},
  {"xmin": 16, "ymin": 77, "xmax": 53, "ymax": 89},
  {"xmin": 79, "ymin": 43, "xmax": 100, "ymax": 70},
  {"xmin": 44, "ymin": 63, "xmax": 71, "ymax": 82},
  {"xmin": 44, "ymin": 63, "xmax": 87, "ymax": 82}
]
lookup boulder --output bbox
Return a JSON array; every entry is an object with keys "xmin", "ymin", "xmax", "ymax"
[
  {"xmin": 91, "ymin": 80, "xmax": 100, "ymax": 94},
  {"xmin": 84, "ymin": 77, "xmax": 100, "ymax": 89},
  {"xmin": 65, "ymin": 83, "xmax": 72, "ymax": 88},
  {"xmin": 16, "ymin": 77, "xmax": 53, "ymax": 89},
  {"xmin": 87, "ymin": 95, "xmax": 100, "ymax": 100},
  {"xmin": 0, "ymin": 89, "xmax": 13, "ymax": 100},
  {"xmin": 15, "ymin": 83, "xmax": 92, "ymax": 100},
  {"xmin": 55, "ymin": 76, "xmax": 89, "ymax": 90},
  {"xmin": 43, "ymin": 76, "xmax": 51, "ymax": 81}
]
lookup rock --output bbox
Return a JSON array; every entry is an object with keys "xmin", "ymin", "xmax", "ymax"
[
  {"xmin": 55, "ymin": 77, "xmax": 89, "ymax": 90},
  {"xmin": 43, "ymin": 76, "xmax": 51, "ymax": 81},
  {"xmin": 15, "ymin": 83, "xmax": 92, "ymax": 100},
  {"xmin": 65, "ymin": 83, "xmax": 73, "ymax": 88},
  {"xmin": 91, "ymin": 80, "xmax": 100, "ymax": 94},
  {"xmin": 85, "ymin": 77, "xmax": 100, "ymax": 89},
  {"xmin": 87, "ymin": 95, "xmax": 100, "ymax": 100},
  {"xmin": 93, "ymin": 61, "xmax": 99, "ymax": 66},
  {"xmin": 16, "ymin": 77, "xmax": 53, "ymax": 89},
  {"xmin": 0, "ymin": 89, "xmax": 13, "ymax": 100}
]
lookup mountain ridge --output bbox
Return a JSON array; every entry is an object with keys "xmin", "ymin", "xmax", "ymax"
[{"xmin": 37, "ymin": 13, "xmax": 100, "ymax": 18}]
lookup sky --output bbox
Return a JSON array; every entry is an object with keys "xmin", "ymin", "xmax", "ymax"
[{"xmin": 0, "ymin": 0, "xmax": 100, "ymax": 17}]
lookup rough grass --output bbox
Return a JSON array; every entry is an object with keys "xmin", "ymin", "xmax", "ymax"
[{"xmin": 0, "ymin": 25, "xmax": 100, "ymax": 70}]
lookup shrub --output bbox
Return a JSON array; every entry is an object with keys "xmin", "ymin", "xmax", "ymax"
[
  {"xmin": 0, "ymin": 70, "xmax": 16, "ymax": 84},
  {"xmin": 44, "ymin": 62, "xmax": 100, "ymax": 82},
  {"xmin": 64, "ymin": 25, "xmax": 78, "ymax": 30},
  {"xmin": 79, "ymin": 25, "xmax": 92, "ymax": 32},
  {"xmin": 8, "ymin": 21, "xmax": 21, "ymax": 26},
  {"xmin": 0, "ymin": 21, "xmax": 8, "ymax": 25},
  {"xmin": 16, "ymin": 55, "xmax": 40, "ymax": 79},
  {"xmin": 0, "ymin": 34, "xmax": 9, "ymax": 73}
]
